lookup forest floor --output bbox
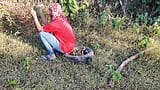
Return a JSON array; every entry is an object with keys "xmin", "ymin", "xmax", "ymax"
[{"xmin": 0, "ymin": 1, "xmax": 160, "ymax": 90}]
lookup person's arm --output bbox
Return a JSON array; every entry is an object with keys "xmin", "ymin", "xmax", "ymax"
[
  {"xmin": 30, "ymin": 8, "xmax": 43, "ymax": 31},
  {"xmin": 38, "ymin": 4, "xmax": 48, "ymax": 25},
  {"xmin": 39, "ymin": 8, "xmax": 48, "ymax": 25}
]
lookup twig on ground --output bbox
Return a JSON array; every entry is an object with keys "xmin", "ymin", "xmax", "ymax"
[{"xmin": 108, "ymin": 47, "xmax": 156, "ymax": 88}]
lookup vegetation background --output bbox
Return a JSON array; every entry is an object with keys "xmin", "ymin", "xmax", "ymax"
[{"xmin": 0, "ymin": 0, "xmax": 160, "ymax": 90}]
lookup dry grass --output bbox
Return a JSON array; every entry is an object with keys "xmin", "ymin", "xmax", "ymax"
[{"xmin": 0, "ymin": 31, "xmax": 39, "ymax": 60}]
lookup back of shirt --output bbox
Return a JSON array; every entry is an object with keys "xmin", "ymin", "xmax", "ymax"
[{"xmin": 43, "ymin": 19, "xmax": 76, "ymax": 53}]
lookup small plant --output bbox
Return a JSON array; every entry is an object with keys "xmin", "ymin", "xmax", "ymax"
[
  {"xmin": 6, "ymin": 80, "xmax": 22, "ymax": 90},
  {"xmin": 135, "ymin": 13, "xmax": 153, "ymax": 25},
  {"xmin": 112, "ymin": 71, "xmax": 122, "ymax": 81},
  {"xmin": 23, "ymin": 57, "xmax": 32, "ymax": 71},
  {"xmin": 92, "ymin": 42, "xmax": 100, "ymax": 50},
  {"xmin": 99, "ymin": 11, "xmax": 108, "ymax": 26},
  {"xmin": 111, "ymin": 17, "xmax": 125, "ymax": 30},
  {"xmin": 138, "ymin": 37, "xmax": 154, "ymax": 48},
  {"xmin": 7, "ymin": 80, "xmax": 18, "ymax": 87},
  {"xmin": 137, "ymin": 68, "xmax": 144, "ymax": 76},
  {"xmin": 108, "ymin": 64, "xmax": 122, "ymax": 81}
]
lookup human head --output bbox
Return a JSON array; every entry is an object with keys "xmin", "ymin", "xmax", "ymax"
[{"xmin": 48, "ymin": 3, "xmax": 64, "ymax": 20}]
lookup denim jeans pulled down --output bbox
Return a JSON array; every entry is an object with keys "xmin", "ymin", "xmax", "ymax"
[{"xmin": 39, "ymin": 31, "xmax": 63, "ymax": 55}]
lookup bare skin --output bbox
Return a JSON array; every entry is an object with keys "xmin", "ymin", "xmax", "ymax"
[
  {"xmin": 37, "ymin": 4, "xmax": 48, "ymax": 25},
  {"xmin": 30, "ymin": 8, "xmax": 43, "ymax": 31}
]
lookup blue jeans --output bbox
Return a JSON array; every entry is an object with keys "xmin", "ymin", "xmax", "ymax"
[{"xmin": 39, "ymin": 31, "xmax": 63, "ymax": 55}]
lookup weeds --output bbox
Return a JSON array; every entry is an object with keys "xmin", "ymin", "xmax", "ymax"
[
  {"xmin": 6, "ymin": 80, "xmax": 22, "ymax": 90},
  {"xmin": 7, "ymin": 80, "xmax": 18, "ymax": 87},
  {"xmin": 135, "ymin": 13, "xmax": 149, "ymax": 25},
  {"xmin": 98, "ymin": 11, "xmax": 108, "ymax": 26},
  {"xmin": 23, "ymin": 57, "xmax": 32, "ymax": 71},
  {"xmin": 138, "ymin": 37, "xmax": 154, "ymax": 48},
  {"xmin": 92, "ymin": 42, "xmax": 100, "ymax": 50},
  {"xmin": 111, "ymin": 17, "xmax": 125, "ymax": 30},
  {"xmin": 108, "ymin": 65, "xmax": 122, "ymax": 81}
]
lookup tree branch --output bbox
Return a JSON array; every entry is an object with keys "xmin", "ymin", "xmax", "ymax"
[{"xmin": 108, "ymin": 47, "xmax": 156, "ymax": 88}]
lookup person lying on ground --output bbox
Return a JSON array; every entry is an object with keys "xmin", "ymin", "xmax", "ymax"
[{"xmin": 30, "ymin": 3, "xmax": 76, "ymax": 60}]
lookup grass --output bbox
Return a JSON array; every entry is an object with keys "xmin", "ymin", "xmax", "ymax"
[
  {"xmin": 0, "ymin": 1, "xmax": 160, "ymax": 90},
  {"xmin": 0, "ymin": 31, "xmax": 39, "ymax": 60}
]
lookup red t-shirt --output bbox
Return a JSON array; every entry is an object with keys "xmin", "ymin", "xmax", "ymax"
[{"xmin": 43, "ymin": 19, "xmax": 76, "ymax": 53}]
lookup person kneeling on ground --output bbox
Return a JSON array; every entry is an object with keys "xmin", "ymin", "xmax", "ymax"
[{"xmin": 30, "ymin": 3, "xmax": 76, "ymax": 60}]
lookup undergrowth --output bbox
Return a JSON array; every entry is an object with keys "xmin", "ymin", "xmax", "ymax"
[{"xmin": 0, "ymin": 1, "xmax": 160, "ymax": 90}]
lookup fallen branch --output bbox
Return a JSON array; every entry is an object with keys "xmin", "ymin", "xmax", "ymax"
[{"xmin": 109, "ymin": 47, "xmax": 156, "ymax": 87}]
